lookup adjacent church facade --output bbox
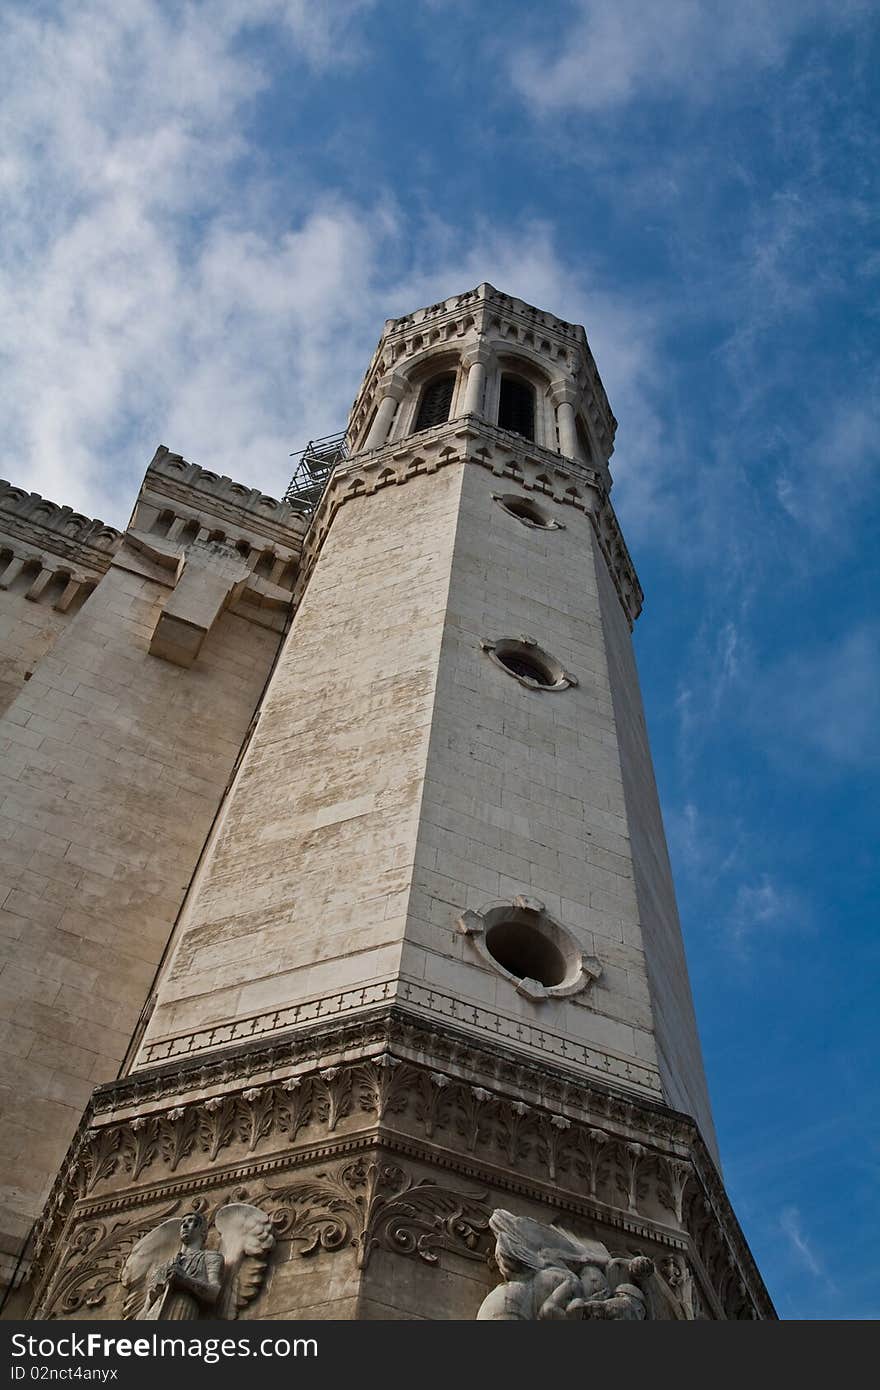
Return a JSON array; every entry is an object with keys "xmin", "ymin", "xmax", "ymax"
[{"xmin": 0, "ymin": 285, "xmax": 773, "ymax": 1320}]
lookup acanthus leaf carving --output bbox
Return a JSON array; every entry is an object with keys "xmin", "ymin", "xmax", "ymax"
[
  {"xmin": 239, "ymin": 1088, "xmax": 276, "ymax": 1154},
  {"xmin": 616, "ymin": 1142, "xmax": 648, "ymax": 1215},
  {"xmin": 455, "ymin": 1085, "xmax": 494, "ymax": 1154},
  {"xmin": 496, "ymin": 1100, "xmax": 534, "ymax": 1166},
  {"xmin": 316, "ymin": 1067, "xmax": 353, "ymax": 1132},
  {"xmin": 414, "ymin": 1071, "xmax": 452, "ymax": 1139},
  {"xmin": 658, "ymin": 1157, "xmax": 692, "ymax": 1226},
  {"xmin": 538, "ymin": 1114, "xmax": 572, "ymax": 1183},
  {"xmin": 573, "ymin": 1126, "xmax": 611, "ymax": 1202},
  {"xmin": 266, "ymin": 1156, "xmax": 490, "ymax": 1272},
  {"xmin": 355, "ymin": 1054, "xmax": 408, "ymax": 1121},
  {"xmin": 120, "ymin": 1116, "xmax": 160, "ymax": 1183},
  {"xmin": 198, "ymin": 1096, "xmax": 238, "ymax": 1162},
  {"xmin": 81, "ymin": 1128, "xmax": 121, "ymax": 1195},
  {"xmin": 277, "ymin": 1076, "xmax": 312, "ymax": 1141},
  {"xmin": 159, "ymin": 1107, "xmax": 198, "ymax": 1172}
]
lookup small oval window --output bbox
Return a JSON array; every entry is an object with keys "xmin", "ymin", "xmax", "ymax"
[
  {"xmin": 494, "ymin": 493, "xmax": 558, "ymax": 529},
  {"xmin": 480, "ymin": 636, "xmax": 577, "ymax": 692},
  {"xmin": 485, "ymin": 917, "xmax": 567, "ymax": 987}
]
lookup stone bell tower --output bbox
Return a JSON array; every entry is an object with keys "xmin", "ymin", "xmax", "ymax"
[{"xmin": 24, "ymin": 285, "xmax": 773, "ymax": 1320}]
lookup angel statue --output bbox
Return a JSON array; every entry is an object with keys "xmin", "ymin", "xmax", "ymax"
[
  {"xmin": 120, "ymin": 1204, "xmax": 274, "ymax": 1320},
  {"xmin": 477, "ymin": 1209, "xmax": 686, "ymax": 1320}
]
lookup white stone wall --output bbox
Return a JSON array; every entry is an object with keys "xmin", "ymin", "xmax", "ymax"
[
  {"xmin": 0, "ymin": 557, "xmax": 281, "ymax": 1283},
  {"xmin": 137, "ymin": 464, "xmax": 465, "ymax": 1057},
  {"xmin": 0, "ymin": 583, "xmax": 75, "ymax": 715},
  {"xmin": 398, "ymin": 462, "xmax": 664, "ymax": 1100}
]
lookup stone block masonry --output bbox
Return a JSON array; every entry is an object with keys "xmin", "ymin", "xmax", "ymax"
[{"xmin": 0, "ymin": 453, "xmax": 307, "ymax": 1294}]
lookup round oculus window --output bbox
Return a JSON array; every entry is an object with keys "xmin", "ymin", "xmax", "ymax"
[
  {"xmin": 480, "ymin": 636, "xmax": 577, "ymax": 692},
  {"xmin": 485, "ymin": 917, "xmax": 567, "ymax": 987},
  {"xmin": 495, "ymin": 648, "xmax": 555, "ymax": 685},
  {"xmin": 493, "ymin": 493, "xmax": 560, "ymax": 529},
  {"xmin": 456, "ymin": 898, "xmax": 602, "ymax": 1003}
]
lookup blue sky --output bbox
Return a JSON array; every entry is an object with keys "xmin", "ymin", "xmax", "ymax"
[{"xmin": 2, "ymin": 0, "xmax": 878, "ymax": 1319}]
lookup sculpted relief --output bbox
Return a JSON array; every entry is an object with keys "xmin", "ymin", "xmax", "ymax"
[
  {"xmin": 120, "ymin": 1205, "xmax": 274, "ymax": 1320},
  {"xmin": 477, "ymin": 1209, "xmax": 690, "ymax": 1320}
]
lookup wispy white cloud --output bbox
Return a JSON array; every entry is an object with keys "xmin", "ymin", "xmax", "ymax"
[
  {"xmin": 775, "ymin": 393, "xmax": 880, "ymax": 540},
  {"xmin": 780, "ymin": 1206, "xmax": 825, "ymax": 1279},
  {"xmin": 727, "ymin": 875, "xmax": 807, "ymax": 948},
  {"xmin": 666, "ymin": 798, "xmax": 744, "ymax": 885},
  {"xmin": 505, "ymin": 0, "xmax": 869, "ymax": 114},
  {"xmin": 0, "ymin": 0, "xmax": 669, "ymax": 536},
  {"xmin": 0, "ymin": 1, "xmax": 380, "ymax": 520}
]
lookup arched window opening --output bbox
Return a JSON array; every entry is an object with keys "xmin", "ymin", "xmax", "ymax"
[
  {"xmin": 413, "ymin": 373, "xmax": 455, "ymax": 432},
  {"xmin": 498, "ymin": 375, "xmax": 535, "ymax": 441}
]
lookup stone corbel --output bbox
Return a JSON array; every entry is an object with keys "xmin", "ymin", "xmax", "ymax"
[
  {"xmin": 119, "ymin": 530, "xmax": 293, "ymax": 666},
  {"xmin": 143, "ymin": 539, "xmax": 253, "ymax": 668}
]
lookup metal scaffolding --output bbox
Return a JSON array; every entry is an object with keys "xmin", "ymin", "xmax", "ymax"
[{"xmin": 284, "ymin": 431, "xmax": 348, "ymax": 512}]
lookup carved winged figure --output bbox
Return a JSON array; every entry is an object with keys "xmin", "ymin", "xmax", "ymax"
[
  {"xmin": 477, "ymin": 1209, "xmax": 685, "ymax": 1321},
  {"xmin": 120, "ymin": 1204, "xmax": 274, "ymax": 1320}
]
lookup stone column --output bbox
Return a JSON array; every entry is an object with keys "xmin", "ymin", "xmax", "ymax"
[
  {"xmin": 462, "ymin": 346, "xmax": 494, "ymax": 418},
  {"xmin": 550, "ymin": 381, "xmax": 582, "ymax": 462},
  {"xmin": 364, "ymin": 373, "xmax": 407, "ymax": 450}
]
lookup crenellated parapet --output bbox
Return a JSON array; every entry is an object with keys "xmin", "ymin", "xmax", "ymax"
[
  {"xmin": 133, "ymin": 446, "xmax": 308, "ymax": 568},
  {"xmin": 0, "ymin": 481, "xmax": 122, "ymax": 612},
  {"xmin": 118, "ymin": 448, "xmax": 312, "ymax": 664},
  {"xmin": 347, "ymin": 284, "xmax": 617, "ymax": 475}
]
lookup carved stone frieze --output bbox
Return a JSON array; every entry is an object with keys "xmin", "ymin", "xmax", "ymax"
[
  {"xmin": 265, "ymin": 1155, "xmax": 491, "ymax": 1272},
  {"xmin": 36, "ymin": 1152, "xmax": 721, "ymax": 1323},
  {"xmin": 26, "ymin": 1024, "xmax": 773, "ymax": 1320}
]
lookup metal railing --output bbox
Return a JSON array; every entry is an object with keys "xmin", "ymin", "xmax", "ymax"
[{"xmin": 284, "ymin": 431, "xmax": 348, "ymax": 512}]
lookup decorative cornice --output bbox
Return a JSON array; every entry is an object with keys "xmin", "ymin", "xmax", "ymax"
[
  {"xmin": 138, "ymin": 979, "xmax": 659, "ymax": 1094},
  {"xmin": 291, "ymin": 418, "xmax": 642, "ymax": 627},
  {"xmin": 25, "ymin": 1009, "xmax": 773, "ymax": 1320}
]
